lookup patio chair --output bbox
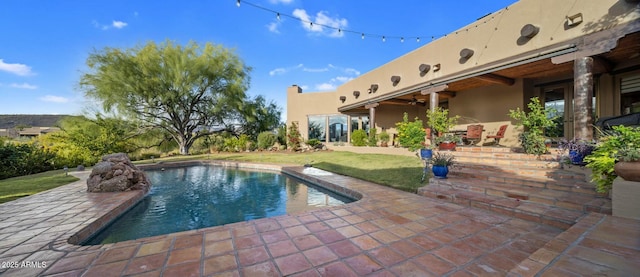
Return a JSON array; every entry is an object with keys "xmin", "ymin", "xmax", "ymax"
[
  {"xmin": 486, "ymin": 125, "xmax": 508, "ymax": 146},
  {"xmin": 462, "ymin": 124, "xmax": 484, "ymax": 145}
]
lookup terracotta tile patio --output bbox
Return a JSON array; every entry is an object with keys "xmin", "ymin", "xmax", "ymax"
[{"xmin": 0, "ymin": 161, "xmax": 638, "ymax": 276}]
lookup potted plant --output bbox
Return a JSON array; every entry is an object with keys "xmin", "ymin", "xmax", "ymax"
[
  {"xmin": 615, "ymin": 146, "xmax": 640, "ymax": 181},
  {"xmin": 420, "ymin": 142, "xmax": 434, "ymax": 160},
  {"xmin": 433, "ymin": 134, "xmax": 461, "ymax": 151},
  {"xmin": 431, "ymin": 152, "xmax": 455, "ymax": 178},
  {"xmin": 585, "ymin": 125, "xmax": 640, "ymax": 193},
  {"xmin": 378, "ymin": 130, "xmax": 390, "ymax": 147},
  {"xmin": 426, "ymin": 107, "xmax": 459, "ymax": 150},
  {"xmin": 558, "ymin": 138, "xmax": 595, "ymax": 165}
]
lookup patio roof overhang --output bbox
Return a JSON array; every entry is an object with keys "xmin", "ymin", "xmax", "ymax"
[{"xmin": 338, "ymin": 24, "xmax": 640, "ymax": 113}]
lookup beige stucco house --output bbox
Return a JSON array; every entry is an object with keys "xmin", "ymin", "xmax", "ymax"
[{"xmin": 287, "ymin": 0, "xmax": 640, "ymax": 147}]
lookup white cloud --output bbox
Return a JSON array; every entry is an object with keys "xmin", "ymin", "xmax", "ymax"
[
  {"xmin": 112, "ymin": 20, "xmax": 128, "ymax": 29},
  {"xmin": 269, "ymin": 64, "xmax": 303, "ymax": 76},
  {"xmin": 328, "ymin": 64, "xmax": 360, "ymax": 76},
  {"xmin": 315, "ymin": 83, "xmax": 335, "ymax": 91},
  {"xmin": 267, "ymin": 21, "xmax": 280, "ymax": 34},
  {"xmin": 0, "ymin": 59, "xmax": 33, "ymax": 76},
  {"xmin": 269, "ymin": 68, "xmax": 286, "ymax": 76},
  {"xmin": 39, "ymin": 95, "xmax": 70, "ymax": 103},
  {"xmin": 344, "ymin": 68, "xmax": 361, "ymax": 76},
  {"xmin": 92, "ymin": 20, "xmax": 128, "ymax": 30},
  {"xmin": 292, "ymin": 9, "xmax": 347, "ymax": 37},
  {"xmin": 10, "ymin": 83, "xmax": 37, "ymax": 89},
  {"xmin": 303, "ymin": 67, "xmax": 329, "ymax": 73},
  {"xmin": 269, "ymin": 0, "xmax": 293, "ymax": 4},
  {"xmin": 332, "ymin": 76, "xmax": 353, "ymax": 83}
]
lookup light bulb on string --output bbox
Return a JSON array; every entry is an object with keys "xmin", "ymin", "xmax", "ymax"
[
  {"xmin": 417, "ymin": 37, "xmax": 420, "ymax": 43},
  {"xmin": 382, "ymin": 36, "xmax": 386, "ymax": 42},
  {"xmin": 236, "ymin": 0, "xmax": 240, "ymax": 7},
  {"xmin": 361, "ymin": 33, "xmax": 365, "ymax": 40},
  {"xmin": 276, "ymin": 13, "xmax": 280, "ymax": 20},
  {"xmin": 401, "ymin": 37, "xmax": 404, "ymax": 43}
]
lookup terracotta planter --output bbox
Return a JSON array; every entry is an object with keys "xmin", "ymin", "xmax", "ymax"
[
  {"xmin": 438, "ymin": 142, "xmax": 456, "ymax": 151},
  {"xmin": 614, "ymin": 161, "xmax": 640, "ymax": 182}
]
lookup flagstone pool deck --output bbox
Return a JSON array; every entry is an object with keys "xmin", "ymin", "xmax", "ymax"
[{"xmin": 0, "ymin": 161, "xmax": 638, "ymax": 276}]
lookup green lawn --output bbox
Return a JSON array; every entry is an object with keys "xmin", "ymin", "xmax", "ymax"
[
  {"xmin": 0, "ymin": 169, "xmax": 79, "ymax": 204},
  {"xmin": 0, "ymin": 151, "xmax": 426, "ymax": 204},
  {"xmin": 144, "ymin": 151, "xmax": 426, "ymax": 192}
]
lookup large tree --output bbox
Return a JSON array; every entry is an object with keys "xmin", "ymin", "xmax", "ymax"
[
  {"xmin": 79, "ymin": 40, "xmax": 250, "ymax": 155},
  {"xmin": 224, "ymin": 95, "xmax": 282, "ymax": 140}
]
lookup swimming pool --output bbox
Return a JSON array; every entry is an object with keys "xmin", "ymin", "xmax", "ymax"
[{"xmin": 83, "ymin": 165, "xmax": 354, "ymax": 245}]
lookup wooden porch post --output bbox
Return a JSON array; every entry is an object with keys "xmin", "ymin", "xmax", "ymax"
[
  {"xmin": 429, "ymin": 91, "xmax": 439, "ymax": 111},
  {"xmin": 574, "ymin": 56, "xmax": 594, "ymax": 140},
  {"xmin": 365, "ymin": 103, "xmax": 379, "ymax": 131}
]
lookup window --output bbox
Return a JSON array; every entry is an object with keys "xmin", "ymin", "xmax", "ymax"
[
  {"xmin": 621, "ymin": 73, "xmax": 640, "ymax": 114},
  {"xmin": 328, "ymin": 115, "xmax": 348, "ymax": 142},
  {"xmin": 307, "ymin": 116, "xmax": 326, "ymax": 142}
]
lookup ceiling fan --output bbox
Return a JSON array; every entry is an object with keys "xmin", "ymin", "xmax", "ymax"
[{"xmin": 408, "ymin": 96, "xmax": 426, "ymax": 106}]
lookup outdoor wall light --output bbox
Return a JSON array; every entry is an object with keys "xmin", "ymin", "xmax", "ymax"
[
  {"xmin": 566, "ymin": 13, "xmax": 583, "ymax": 27},
  {"xmin": 419, "ymin": 64, "xmax": 431, "ymax": 74},
  {"xmin": 353, "ymin": 90, "xmax": 360, "ymax": 98},
  {"xmin": 370, "ymin": 84, "xmax": 379, "ymax": 93},
  {"xmin": 520, "ymin": 24, "xmax": 540, "ymax": 38},
  {"xmin": 339, "ymin": 96, "xmax": 346, "ymax": 103},
  {"xmin": 433, "ymin": 63, "xmax": 441, "ymax": 72},
  {"xmin": 390, "ymin": 75, "xmax": 401, "ymax": 85},
  {"xmin": 460, "ymin": 48, "xmax": 474, "ymax": 59}
]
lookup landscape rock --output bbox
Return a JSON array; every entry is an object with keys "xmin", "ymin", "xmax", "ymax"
[{"xmin": 86, "ymin": 153, "xmax": 151, "ymax": 193}]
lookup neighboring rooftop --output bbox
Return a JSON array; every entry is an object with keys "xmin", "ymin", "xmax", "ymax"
[{"xmin": 0, "ymin": 114, "xmax": 69, "ymax": 129}]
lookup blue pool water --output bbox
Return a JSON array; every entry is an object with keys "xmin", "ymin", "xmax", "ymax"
[{"xmin": 84, "ymin": 165, "xmax": 354, "ymax": 245}]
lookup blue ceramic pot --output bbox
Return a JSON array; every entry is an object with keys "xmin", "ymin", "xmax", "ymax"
[
  {"xmin": 420, "ymin": 149, "xmax": 433, "ymax": 160},
  {"xmin": 569, "ymin": 150, "xmax": 585, "ymax": 165},
  {"xmin": 432, "ymin": 165, "xmax": 449, "ymax": 178}
]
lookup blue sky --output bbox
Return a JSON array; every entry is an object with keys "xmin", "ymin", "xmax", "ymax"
[{"xmin": 0, "ymin": 0, "xmax": 516, "ymax": 117}]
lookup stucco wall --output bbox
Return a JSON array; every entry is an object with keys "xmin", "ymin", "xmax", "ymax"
[
  {"xmin": 286, "ymin": 85, "xmax": 340, "ymax": 139},
  {"xmin": 449, "ymin": 80, "xmax": 524, "ymax": 146},
  {"xmin": 335, "ymin": 0, "xmax": 640, "ymax": 108}
]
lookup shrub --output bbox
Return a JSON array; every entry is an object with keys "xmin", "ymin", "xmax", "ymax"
[
  {"xmin": 395, "ymin": 113, "xmax": 426, "ymax": 151},
  {"xmin": 0, "ymin": 142, "xmax": 56, "ymax": 180},
  {"xmin": 306, "ymin": 138, "xmax": 322, "ymax": 149},
  {"xmin": 367, "ymin": 128, "xmax": 378, "ymax": 147},
  {"xmin": 257, "ymin": 131, "xmax": 278, "ymax": 150},
  {"xmin": 509, "ymin": 97, "xmax": 557, "ymax": 156},
  {"xmin": 351, "ymin": 129, "xmax": 367, "ymax": 146},
  {"xmin": 276, "ymin": 124, "xmax": 287, "ymax": 148},
  {"xmin": 378, "ymin": 131, "xmax": 390, "ymax": 144},
  {"xmin": 287, "ymin": 122, "xmax": 302, "ymax": 151}
]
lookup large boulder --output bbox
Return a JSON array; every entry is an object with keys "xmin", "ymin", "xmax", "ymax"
[{"xmin": 87, "ymin": 153, "xmax": 151, "ymax": 193}]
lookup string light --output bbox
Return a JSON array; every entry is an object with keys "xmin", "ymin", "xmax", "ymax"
[{"xmin": 233, "ymin": 0, "xmax": 507, "ymax": 43}]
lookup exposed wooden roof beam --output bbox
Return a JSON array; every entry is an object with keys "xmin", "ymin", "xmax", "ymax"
[
  {"xmin": 439, "ymin": 91, "xmax": 457, "ymax": 98},
  {"xmin": 474, "ymin": 73, "xmax": 515, "ymax": 86}
]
